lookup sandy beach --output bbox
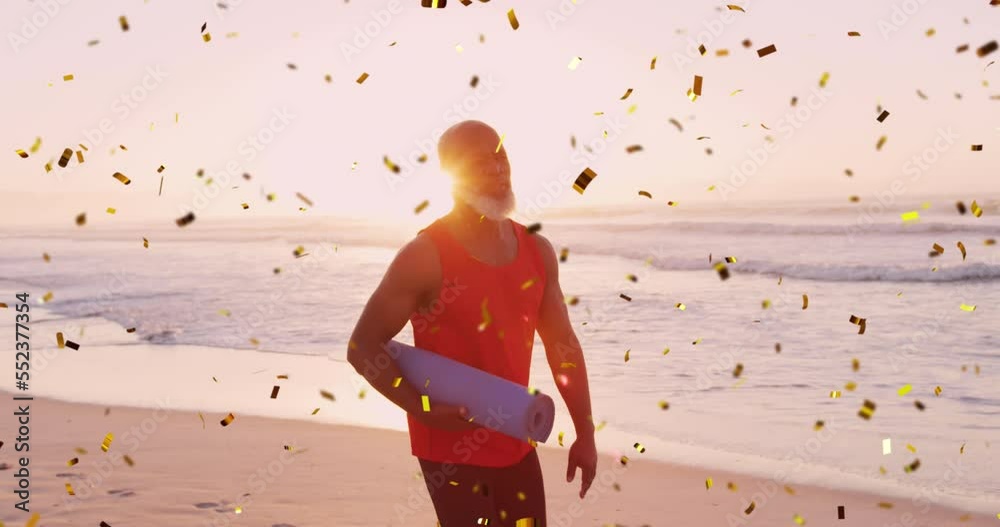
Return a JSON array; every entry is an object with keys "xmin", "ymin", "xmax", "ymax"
[{"xmin": 0, "ymin": 396, "xmax": 990, "ymax": 526}]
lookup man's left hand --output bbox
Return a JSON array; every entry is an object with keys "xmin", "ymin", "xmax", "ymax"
[{"xmin": 566, "ymin": 434, "xmax": 598, "ymax": 498}]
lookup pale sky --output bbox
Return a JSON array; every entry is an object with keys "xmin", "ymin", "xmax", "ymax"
[{"xmin": 2, "ymin": 0, "xmax": 997, "ymax": 226}]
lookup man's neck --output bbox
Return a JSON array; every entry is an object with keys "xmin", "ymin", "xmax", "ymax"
[{"xmin": 449, "ymin": 202, "xmax": 507, "ymax": 241}]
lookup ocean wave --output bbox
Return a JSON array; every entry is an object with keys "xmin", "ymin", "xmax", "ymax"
[{"xmin": 551, "ymin": 220, "xmax": 1000, "ymax": 237}]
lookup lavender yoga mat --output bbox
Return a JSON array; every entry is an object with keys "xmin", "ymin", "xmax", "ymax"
[{"xmin": 389, "ymin": 340, "xmax": 555, "ymax": 443}]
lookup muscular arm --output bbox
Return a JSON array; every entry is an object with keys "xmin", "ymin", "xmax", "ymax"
[
  {"xmin": 534, "ymin": 235, "xmax": 595, "ymax": 439},
  {"xmin": 346, "ymin": 235, "xmax": 438, "ymax": 416}
]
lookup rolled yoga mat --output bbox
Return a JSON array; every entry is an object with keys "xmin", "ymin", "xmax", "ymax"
[{"xmin": 389, "ymin": 340, "xmax": 556, "ymax": 443}]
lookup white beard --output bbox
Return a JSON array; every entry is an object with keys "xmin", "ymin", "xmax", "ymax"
[{"xmin": 454, "ymin": 187, "xmax": 516, "ymax": 221}]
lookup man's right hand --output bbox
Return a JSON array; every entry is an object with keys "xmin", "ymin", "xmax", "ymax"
[{"xmin": 415, "ymin": 402, "xmax": 479, "ymax": 432}]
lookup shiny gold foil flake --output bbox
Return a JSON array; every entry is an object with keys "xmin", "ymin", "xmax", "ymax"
[
  {"xmin": 568, "ymin": 56, "xmax": 583, "ymax": 70},
  {"xmin": 356, "ymin": 72, "xmax": 369, "ymax": 84},
  {"xmin": 620, "ymin": 88, "xmax": 634, "ymax": 100},
  {"xmin": 877, "ymin": 110, "xmax": 890, "ymax": 123},
  {"xmin": 119, "ymin": 15, "xmax": 130, "ymax": 31},
  {"xmin": 876, "ymin": 136, "xmax": 888, "ymax": 151},
  {"xmin": 659, "ymin": 400, "xmax": 670, "ymax": 410},
  {"xmin": 714, "ymin": 262, "xmax": 730, "ymax": 280},
  {"xmin": 904, "ymin": 459, "xmax": 920, "ymax": 473},
  {"xmin": 848, "ymin": 31, "xmax": 861, "ymax": 36},
  {"xmin": 849, "ymin": 314, "xmax": 867, "ymax": 334},
  {"xmin": 573, "ymin": 168, "xmax": 596, "ymax": 194},
  {"xmin": 830, "ymin": 390, "xmax": 841, "ymax": 398},
  {"xmin": 762, "ymin": 299, "xmax": 771, "ymax": 309},
  {"xmin": 650, "ymin": 56, "xmax": 657, "ymax": 69},
  {"xmin": 220, "ymin": 413, "xmax": 235, "ymax": 426},
  {"xmin": 634, "ymin": 442, "xmax": 645, "ymax": 453},
  {"xmin": 676, "ymin": 303, "xmax": 686, "ymax": 310},
  {"xmin": 123, "ymin": 454, "xmax": 135, "ymax": 467},
  {"xmin": 858, "ymin": 399, "xmax": 876, "ymax": 420},
  {"xmin": 507, "ymin": 9, "xmax": 519, "ymax": 30},
  {"xmin": 733, "ymin": 363, "xmax": 744, "ymax": 377},
  {"xmin": 745, "ymin": 501, "xmax": 757, "ymax": 514},
  {"xmin": 898, "ymin": 384, "xmax": 913, "ymax": 396},
  {"xmin": 757, "ymin": 44, "xmax": 776, "ymax": 58},
  {"xmin": 624, "ymin": 349, "xmax": 630, "ymax": 362},
  {"xmin": 814, "ymin": 420, "xmax": 824, "ymax": 431},
  {"xmin": 101, "ymin": 433, "xmax": 114, "ymax": 452},
  {"xmin": 802, "ymin": 294, "xmax": 809, "ymax": 309},
  {"xmin": 793, "ymin": 514, "xmax": 805, "ymax": 525},
  {"xmin": 960, "ymin": 304, "xmax": 977, "ymax": 312},
  {"xmin": 971, "ymin": 200, "xmax": 983, "ymax": 217},
  {"xmin": 845, "ymin": 381, "xmax": 857, "ymax": 391},
  {"xmin": 705, "ymin": 477, "xmax": 713, "ymax": 489},
  {"xmin": 112, "ymin": 172, "xmax": 131, "ymax": 185}
]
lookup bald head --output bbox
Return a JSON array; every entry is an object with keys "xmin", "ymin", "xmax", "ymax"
[{"xmin": 438, "ymin": 120, "xmax": 510, "ymax": 189}]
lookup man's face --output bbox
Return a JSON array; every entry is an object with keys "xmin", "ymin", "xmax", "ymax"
[{"xmin": 452, "ymin": 146, "xmax": 511, "ymax": 200}]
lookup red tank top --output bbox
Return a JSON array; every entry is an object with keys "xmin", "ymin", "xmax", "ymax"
[{"xmin": 406, "ymin": 217, "xmax": 547, "ymax": 468}]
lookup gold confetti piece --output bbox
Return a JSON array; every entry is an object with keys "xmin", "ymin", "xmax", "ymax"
[
  {"xmin": 793, "ymin": 513, "xmax": 805, "ymax": 525},
  {"xmin": 726, "ymin": 482, "xmax": 738, "ymax": 491},
  {"xmin": 220, "ymin": 413, "xmax": 236, "ymax": 427},
  {"xmin": 270, "ymin": 386, "xmax": 280, "ymax": 399},
  {"xmin": 858, "ymin": 399, "xmax": 876, "ymax": 420},
  {"xmin": 650, "ymin": 56, "xmax": 657, "ymax": 69},
  {"xmin": 971, "ymin": 201, "xmax": 983, "ymax": 217},
  {"xmin": 693, "ymin": 75, "xmax": 703, "ymax": 96},
  {"xmin": 757, "ymin": 44, "xmax": 777, "ymax": 58},
  {"xmin": 667, "ymin": 201, "xmax": 678, "ymax": 206},
  {"xmin": 56, "ymin": 332, "xmax": 65, "ymax": 348},
  {"xmin": 15, "ymin": 149, "xmax": 29, "ymax": 159},
  {"xmin": 715, "ymin": 48, "xmax": 730, "ymax": 56},
  {"xmin": 934, "ymin": 386, "xmax": 943, "ymax": 396},
  {"xmin": 619, "ymin": 293, "xmax": 632, "ymax": 302},
  {"xmin": 742, "ymin": 39, "xmax": 752, "ymax": 48},
  {"xmin": 198, "ymin": 412, "xmax": 205, "ymax": 428},
  {"xmin": 814, "ymin": 420, "xmax": 824, "ymax": 431},
  {"xmin": 106, "ymin": 207, "xmax": 116, "ymax": 215},
  {"xmin": 620, "ymin": 88, "xmax": 633, "ymax": 100},
  {"xmin": 507, "ymin": 8, "xmax": 519, "ymax": 30},
  {"xmin": 58, "ymin": 148, "xmax": 73, "ymax": 167},
  {"xmin": 904, "ymin": 459, "xmax": 921, "ymax": 473},
  {"xmin": 234, "ymin": 506, "xmax": 243, "ymax": 514},
  {"xmin": 67, "ymin": 457, "xmax": 79, "ymax": 466},
  {"xmin": 383, "ymin": 155, "xmax": 400, "ymax": 173},
  {"xmin": 414, "ymin": 200, "xmax": 429, "ymax": 214},
  {"xmin": 714, "ymin": 262, "xmax": 730, "ymax": 280},
  {"xmin": 565, "ymin": 296, "xmax": 579, "ymax": 305},
  {"xmin": 421, "ymin": 0, "xmax": 446, "ymax": 6},
  {"xmin": 568, "ymin": 56, "xmax": 583, "ymax": 70},
  {"xmin": 845, "ymin": 381, "xmax": 857, "ymax": 391},
  {"xmin": 971, "ymin": 144, "xmax": 983, "ymax": 152},
  {"xmin": 830, "ymin": 391, "xmax": 841, "ymax": 398},
  {"xmin": 898, "ymin": 384, "xmax": 912, "ymax": 396},
  {"xmin": 65, "ymin": 482, "xmax": 75, "ymax": 496},
  {"xmin": 802, "ymin": 294, "xmax": 809, "ymax": 309},
  {"xmin": 914, "ymin": 400, "xmax": 925, "ymax": 411},
  {"xmin": 421, "ymin": 395, "xmax": 431, "ymax": 412},
  {"xmin": 686, "ymin": 88, "xmax": 698, "ymax": 102},
  {"xmin": 762, "ymin": 299, "xmax": 771, "ymax": 309},
  {"xmin": 627, "ymin": 144, "xmax": 645, "ymax": 154},
  {"xmin": 668, "ymin": 118, "xmax": 683, "ymax": 131},
  {"xmin": 676, "ymin": 303, "xmax": 686, "ymax": 311},
  {"xmin": 775, "ymin": 343, "xmax": 782, "ymax": 353},
  {"xmin": 101, "ymin": 433, "xmax": 114, "ymax": 452},
  {"xmin": 295, "ymin": 192, "xmax": 314, "ymax": 207},
  {"xmin": 976, "ymin": 41, "xmax": 998, "ymax": 57},
  {"xmin": 319, "ymin": 389, "xmax": 336, "ymax": 402},
  {"xmin": 726, "ymin": 4, "xmax": 745, "ymax": 12},
  {"xmin": 30, "ymin": 137, "xmax": 41, "ymax": 153},
  {"xmin": 123, "ymin": 454, "xmax": 134, "ymax": 467},
  {"xmin": 785, "ymin": 485, "xmax": 796, "ymax": 495},
  {"xmin": 932, "ymin": 243, "xmax": 945, "ymax": 254},
  {"xmin": 878, "ymin": 502, "xmax": 893, "ymax": 509},
  {"xmin": 356, "ymin": 72, "xmax": 369, "ymax": 84},
  {"xmin": 202, "ymin": 32, "xmax": 212, "ymax": 42},
  {"xmin": 659, "ymin": 400, "xmax": 670, "ymax": 410},
  {"xmin": 176, "ymin": 212, "xmax": 195, "ymax": 227},
  {"xmin": 848, "ymin": 31, "xmax": 861, "ymax": 36},
  {"xmin": 745, "ymin": 501, "xmax": 757, "ymax": 514},
  {"xmin": 119, "ymin": 15, "xmax": 129, "ymax": 31},
  {"xmin": 698, "ymin": 44, "xmax": 706, "ymax": 56},
  {"xmin": 633, "ymin": 442, "xmax": 645, "ymax": 453},
  {"xmin": 818, "ymin": 72, "xmax": 831, "ymax": 88},
  {"xmin": 705, "ymin": 477, "xmax": 713, "ymax": 489},
  {"xmin": 495, "ymin": 133, "xmax": 505, "ymax": 153},
  {"xmin": 733, "ymin": 363, "xmax": 743, "ymax": 378},
  {"xmin": 960, "ymin": 304, "xmax": 977, "ymax": 312},
  {"xmin": 573, "ymin": 168, "xmax": 596, "ymax": 194},
  {"xmin": 901, "ymin": 211, "xmax": 920, "ymax": 222},
  {"xmin": 925, "ymin": 28, "xmax": 936, "ymax": 37},
  {"xmin": 877, "ymin": 110, "xmax": 890, "ymax": 123},
  {"xmin": 112, "ymin": 172, "xmax": 131, "ymax": 185},
  {"xmin": 906, "ymin": 443, "xmax": 917, "ymax": 453},
  {"xmin": 883, "ymin": 438, "xmax": 892, "ymax": 455},
  {"xmin": 876, "ymin": 136, "xmax": 888, "ymax": 151}
]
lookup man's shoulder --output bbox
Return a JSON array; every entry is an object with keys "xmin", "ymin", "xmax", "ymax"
[{"xmin": 396, "ymin": 231, "xmax": 439, "ymax": 267}]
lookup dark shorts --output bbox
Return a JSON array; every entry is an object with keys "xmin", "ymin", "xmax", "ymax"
[{"xmin": 418, "ymin": 448, "xmax": 546, "ymax": 526}]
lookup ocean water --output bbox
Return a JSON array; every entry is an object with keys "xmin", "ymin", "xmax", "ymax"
[{"xmin": 3, "ymin": 200, "xmax": 999, "ymax": 513}]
